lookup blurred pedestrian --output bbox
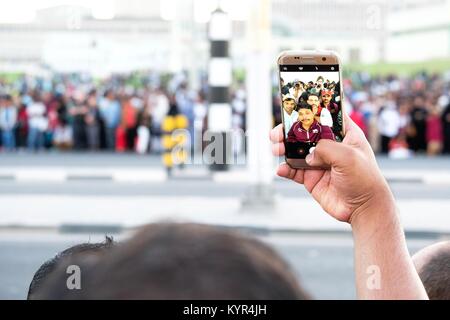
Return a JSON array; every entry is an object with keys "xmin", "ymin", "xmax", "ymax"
[
  {"xmin": 99, "ymin": 90, "xmax": 121, "ymax": 150},
  {"xmin": 26, "ymin": 92, "xmax": 47, "ymax": 152},
  {"xmin": 69, "ymin": 94, "xmax": 88, "ymax": 150},
  {"xmin": 426, "ymin": 102, "xmax": 443, "ymax": 156},
  {"xmin": 408, "ymin": 95, "xmax": 428, "ymax": 153},
  {"xmin": 85, "ymin": 92, "xmax": 101, "ymax": 151},
  {"xmin": 121, "ymin": 96, "xmax": 138, "ymax": 151},
  {"xmin": 441, "ymin": 101, "xmax": 450, "ymax": 154},
  {"xmin": 0, "ymin": 95, "xmax": 17, "ymax": 151},
  {"xmin": 377, "ymin": 101, "xmax": 401, "ymax": 154}
]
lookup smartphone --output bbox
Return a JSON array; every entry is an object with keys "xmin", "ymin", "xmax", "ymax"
[{"xmin": 277, "ymin": 50, "xmax": 345, "ymax": 169}]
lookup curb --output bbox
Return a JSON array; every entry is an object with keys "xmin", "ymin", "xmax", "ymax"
[
  {"xmin": 1, "ymin": 223, "xmax": 449, "ymax": 240},
  {"xmin": 1, "ymin": 168, "xmax": 450, "ymax": 185}
]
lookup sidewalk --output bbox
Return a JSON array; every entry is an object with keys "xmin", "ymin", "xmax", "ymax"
[
  {"xmin": 1, "ymin": 194, "xmax": 450, "ymax": 234},
  {"xmin": 1, "ymin": 153, "xmax": 450, "ymax": 184},
  {"xmin": 1, "ymin": 165, "xmax": 450, "ymax": 185}
]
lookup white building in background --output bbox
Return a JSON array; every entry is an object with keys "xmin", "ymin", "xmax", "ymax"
[
  {"xmin": 0, "ymin": 0, "xmax": 448, "ymax": 76},
  {"xmin": 0, "ymin": 1, "xmax": 172, "ymax": 76},
  {"xmin": 386, "ymin": 0, "xmax": 450, "ymax": 62},
  {"xmin": 268, "ymin": 0, "xmax": 389, "ymax": 64}
]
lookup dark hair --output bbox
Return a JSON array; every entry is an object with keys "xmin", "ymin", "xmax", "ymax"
[
  {"xmin": 297, "ymin": 101, "xmax": 312, "ymax": 111},
  {"xmin": 35, "ymin": 223, "xmax": 309, "ymax": 300},
  {"xmin": 307, "ymin": 93, "xmax": 319, "ymax": 100},
  {"xmin": 27, "ymin": 236, "xmax": 114, "ymax": 300},
  {"xmin": 416, "ymin": 242, "xmax": 450, "ymax": 300}
]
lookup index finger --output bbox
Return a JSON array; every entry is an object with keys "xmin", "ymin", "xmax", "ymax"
[{"xmin": 270, "ymin": 124, "xmax": 284, "ymax": 143}]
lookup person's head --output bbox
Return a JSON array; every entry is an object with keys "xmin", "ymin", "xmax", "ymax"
[
  {"xmin": 283, "ymin": 95, "xmax": 296, "ymax": 114},
  {"xmin": 316, "ymin": 76, "xmax": 324, "ymax": 86},
  {"xmin": 27, "ymin": 237, "xmax": 114, "ymax": 300},
  {"xmin": 35, "ymin": 223, "xmax": 309, "ymax": 300},
  {"xmin": 297, "ymin": 102, "xmax": 315, "ymax": 129},
  {"xmin": 412, "ymin": 241, "xmax": 450, "ymax": 300},
  {"xmin": 104, "ymin": 89, "xmax": 115, "ymax": 101},
  {"xmin": 3, "ymin": 94, "xmax": 13, "ymax": 106},
  {"xmin": 321, "ymin": 90, "xmax": 334, "ymax": 106},
  {"xmin": 413, "ymin": 95, "xmax": 425, "ymax": 107},
  {"xmin": 306, "ymin": 93, "xmax": 320, "ymax": 109}
]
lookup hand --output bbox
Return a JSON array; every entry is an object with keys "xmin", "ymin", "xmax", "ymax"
[{"xmin": 270, "ymin": 112, "xmax": 393, "ymax": 224}]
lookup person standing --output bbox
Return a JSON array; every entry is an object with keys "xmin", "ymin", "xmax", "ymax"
[
  {"xmin": 85, "ymin": 92, "xmax": 101, "ymax": 151},
  {"xmin": 26, "ymin": 92, "xmax": 47, "ymax": 152},
  {"xmin": 408, "ymin": 95, "xmax": 428, "ymax": 153},
  {"xmin": 121, "ymin": 96, "xmax": 138, "ymax": 151},
  {"xmin": 69, "ymin": 94, "xmax": 88, "ymax": 150},
  {"xmin": 377, "ymin": 101, "xmax": 401, "ymax": 154},
  {"xmin": 0, "ymin": 95, "xmax": 17, "ymax": 151},
  {"xmin": 281, "ymin": 94, "xmax": 298, "ymax": 137},
  {"xmin": 426, "ymin": 102, "xmax": 443, "ymax": 156},
  {"xmin": 441, "ymin": 101, "xmax": 450, "ymax": 154},
  {"xmin": 99, "ymin": 90, "xmax": 121, "ymax": 151}
]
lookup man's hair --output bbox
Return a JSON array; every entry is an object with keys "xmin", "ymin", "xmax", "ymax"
[
  {"xmin": 35, "ymin": 223, "xmax": 310, "ymax": 300},
  {"xmin": 297, "ymin": 102, "xmax": 312, "ymax": 111},
  {"xmin": 306, "ymin": 93, "xmax": 319, "ymax": 100},
  {"xmin": 413, "ymin": 241, "xmax": 450, "ymax": 300},
  {"xmin": 27, "ymin": 236, "xmax": 114, "ymax": 300}
]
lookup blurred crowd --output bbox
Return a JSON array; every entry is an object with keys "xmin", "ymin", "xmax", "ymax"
[
  {"xmin": 274, "ymin": 71, "xmax": 450, "ymax": 157},
  {"xmin": 0, "ymin": 73, "xmax": 211, "ymax": 154},
  {"xmin": 1, "ymin": 71, "xmax": 450, "ymax": 157}
]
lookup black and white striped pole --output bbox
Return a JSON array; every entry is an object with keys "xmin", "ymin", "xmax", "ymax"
[{"xmin": 207, "ymin": 7, "xmax": 232, "ymax": 171}]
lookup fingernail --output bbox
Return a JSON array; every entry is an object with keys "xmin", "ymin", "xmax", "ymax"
[{"xmin": 305, "ymin": 154, "xmax": 312, "ymax": 164}]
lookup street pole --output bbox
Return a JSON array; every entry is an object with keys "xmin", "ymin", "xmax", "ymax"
[
  {"xmin": 241, "ymin": 0, "xmax": 276, "ymax": 211},
  {"xmin": 207, "ymin": 7, "xmax": 232, "ymax": 171}
]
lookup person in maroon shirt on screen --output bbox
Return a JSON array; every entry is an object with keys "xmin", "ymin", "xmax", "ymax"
[{"xmin": 287, "ymin": 102, "xmax": 335, "ymax": 143}]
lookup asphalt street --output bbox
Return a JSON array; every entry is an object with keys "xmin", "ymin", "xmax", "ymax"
[{"xmin": 0, "ymin": 153, "xmax": 449, "ymax": 300}]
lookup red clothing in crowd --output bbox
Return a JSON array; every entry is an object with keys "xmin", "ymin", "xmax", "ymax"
[
  {"xmin": 317, "ymin": 102, "xmax": 339, "ymax": 116},
  {"xmin": 426, "ymin": 115, "xmax": 443, "ymax": 143},
  {"xmin": 287, "ymin": 120, "xmax": 335, "ymax": 143},
  {"xmin": 350, "ymin": 110, "xmax": 367, "ymax": 136}
]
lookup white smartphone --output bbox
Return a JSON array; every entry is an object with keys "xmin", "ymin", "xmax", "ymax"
[{"xmin": 277, "ymin": 50, "xmax": 346, "ymax": 169}]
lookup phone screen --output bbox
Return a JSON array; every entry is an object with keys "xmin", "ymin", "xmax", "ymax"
[{"xmin": 279, "ymin": 64, "xmax": 344, "ymax": 159}]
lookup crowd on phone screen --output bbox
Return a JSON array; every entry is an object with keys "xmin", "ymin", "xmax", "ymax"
[
  {"xmin": 275, "ymin": 71, "xmax": 450, "ymax": 157},
  {"xmin": 1, "ymin": 71, "xmax": 450, "ymax": 157},
  {"xmin": 280, "ymin": 76, "xmax": 343, "ymax": 145}
]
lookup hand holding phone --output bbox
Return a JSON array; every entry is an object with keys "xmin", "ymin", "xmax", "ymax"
[{"xmin": 270, "ymin": 111, "xmax": 389, "ymax": 223}]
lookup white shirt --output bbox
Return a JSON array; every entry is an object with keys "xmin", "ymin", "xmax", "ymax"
[
  {"xmin": 319, "ymin": 107, "xmax": 333, "ymax": 127},
  {"xmin": 378, "ymin": 106, "xmax": 401, "ymax": 138},
  {"xmin": 27, "ymin": 102, "xmax": 48, "ymax": 131},
  {"xmin": 283, "ymin": 109, "xmax": 299, "ymax": 136}
]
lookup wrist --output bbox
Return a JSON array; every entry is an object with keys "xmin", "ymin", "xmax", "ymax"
[{"xmin": 349, "ymin": 185, "xmax": 397, "ymax": 233}]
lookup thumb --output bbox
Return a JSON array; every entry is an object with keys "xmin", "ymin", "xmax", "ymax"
[{"xmin": 305, "ymin": 139, "xmax": 353, "ymax": 168}]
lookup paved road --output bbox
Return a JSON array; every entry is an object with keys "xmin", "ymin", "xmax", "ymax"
[
  {"xmin": 0, "ymin": 154, "xmax": 449, "ymax": 299},
  {"xmin": 0, "ymin": 229, "xmax": 441, "ymax": 300},
  {"xmin": 0, "ymin": 179, "xmax": 448, "ymax": 199},
  {"xmin": 0, "ymin": 152, "xmax": 449, "ymax": 170}
]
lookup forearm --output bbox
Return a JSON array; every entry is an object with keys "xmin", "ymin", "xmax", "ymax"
[{"xmin": 350, "ymin": 190, "xmax": 428, "ymax": 300}]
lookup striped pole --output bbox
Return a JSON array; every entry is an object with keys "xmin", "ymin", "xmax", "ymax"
[{"xmin": 207, "ymin": 7, "xmax": 232, "ymax": 171}]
